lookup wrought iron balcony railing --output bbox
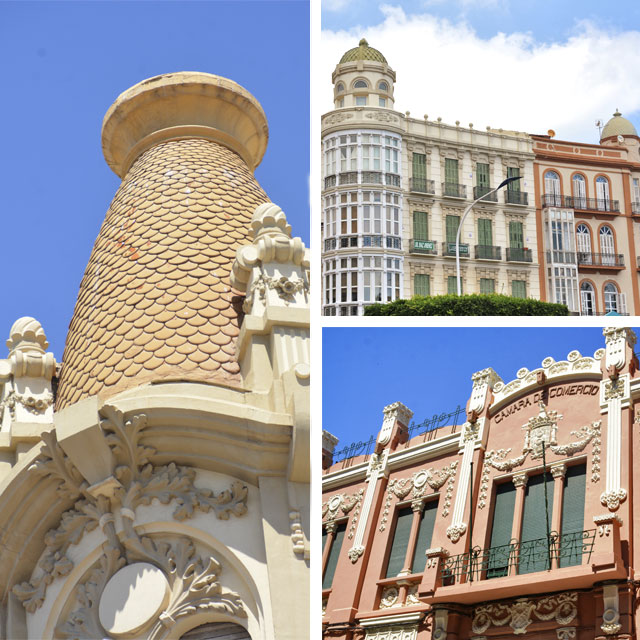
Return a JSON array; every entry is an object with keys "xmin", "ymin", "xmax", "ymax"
[
  {"xmin": 542, "ymin": 193, "xmax": 620, "ymax": 212},
  {"xmin": 410, "ymin": 239, "xmax": 437, "ymax": 255},
  {"xmin": 442, "ymin": 242, "xmax": 470, "ymax": 257},
  {"xmin": 324, "ymin": 175, "xmax": 336, "ymax": 189},
  {"xmin": 442, "ymin": 182, "xmax": 467, "ymax": 198},
  {"xmin": 410, "ymin": 177, "xmax": 435, "ymax": 194},
  {"xmin": 361, "ymin": 171, "xmax": 383, "ymax": 184},
  {"xmin": 546, "ymin": 250, "xmax": 576, "ymax": 264},
  {"xmin": 505, "ymin": 190, "xmax": 528, "ymax": 205},
  {"xmin": 577, "ymin": 252, "xmax": 624, "ymax": 268},
  {"xmin": 475, "ymin": 245, "xmax": 501, "ymax": 260},
  {"xmin": 338, "ymin": 171, "xmax": 358, "ymax": 185},
  {"xmin": 506, "ymin": 247, "xmax": 533, "ymax": 262},
  {"xmin": 473, "ymin": 186, "xmax": 498, "ymax": 202},
  {"xmin": 440, "ymin": 530, "xmax": 596, "ymax": 586}
]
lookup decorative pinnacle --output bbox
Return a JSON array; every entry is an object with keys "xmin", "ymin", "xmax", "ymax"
[{"xmin": 6, "ymin": 317, "xmax": 49, "ymax": 354}]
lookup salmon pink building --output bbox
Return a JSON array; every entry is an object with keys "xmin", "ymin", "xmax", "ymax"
[{"xmin": 322, "ymin": 327, "xmax": 638, "ymax": 640}]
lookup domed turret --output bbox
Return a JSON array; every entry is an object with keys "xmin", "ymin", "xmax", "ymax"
[
  {"xmin": 332, "ymin": 39, "xmax": 396, "ymax": 110},
  {"xmin": 600, "ymin": 109, "xmax": 638, "ymax": 142}
]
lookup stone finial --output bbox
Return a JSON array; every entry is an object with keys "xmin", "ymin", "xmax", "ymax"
[
  {"xmin": 383, "ymin": 401, "xmax": 413, "ymax": 427},
  {"xmin": 322, "ymin": 430, "xmax": 339, "ymax": 470},
  {"xmin": 6, "ymin": 317, "xmax": 49, "ymax": 354}
]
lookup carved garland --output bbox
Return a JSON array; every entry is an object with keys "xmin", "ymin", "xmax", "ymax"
[
  {"xmin": 322, "ymin": 489, "xmax": 364, "ymax": 540},
  {"xmin": 0, "ymin": 389, "xmax": 54, "ymax": 418},
  {"xmin": 12, "ymin": 406, "xmax": 248, "ymax": 615},
  {"xmin": 379, "ymin": 463, "xmax": 458, "ymax": 532},
  {"xmin": 473, "ymin": 592, "xmax": 578, "ymax": 635}
]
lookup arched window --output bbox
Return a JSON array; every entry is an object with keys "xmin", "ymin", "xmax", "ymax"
[
  {"xmin": 572, "ymin": 174, "xmax": 586, "ymax": 209},
  {"xmin": 596, "ymin": 176, "xmax": 611, "ymax": 211},
  {"xmin": 378, "ymin": 81, "xmax": 389, "ymax": 92},
  {"xmin": 576, "ymin": 224, "xmax": 591, "ymax": 263},
  {"xmin": 604, "ymin": 282, "xmax": 620, "ymax": 314},
  {"xmin": 599, "ymin": 225, "xmax": 614, "ymax": 264},
  {"xmin": 336, "ymin": 82, "xmax": 345, "ymax": 93},
  {"xmin": 544, "ymin": 171, "xmax": 561, "ymax": 206},
  {"xmin": 354, "ymin": 80, "xmax": 368, "ymax": 89},
  {"xmin": 580, "ymin": 281, "xmax": 596, "ymax": 315}
]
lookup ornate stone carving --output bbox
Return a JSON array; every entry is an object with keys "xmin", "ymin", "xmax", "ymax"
[
  {"xmin": 379, "ymin": 463, "xmax": 457, "ymax": 530},
  {"xmin": 603, "ymin": 379, "xmax": 625, "ymax": 401},
  {"xmin": 556, "ymin": 629, "xmax": 576, "ymax": 640},
  {"xmin": 0, "ymin": 389, "xmax": 54, "ymax": 418},
  {"xmin": 363, "ymin": 626, "xmax": 418, "ymax": 640},
  {"xmin": 289, "ymin": 510, "xmax": 307, "ymax": 557},
  {"xmin": 472, "ymin": 592, "xmax": 577, "ymax": 635},
  {"xmin": 601, "ymin": 583, "xmax": 621, "ymax": 635},
  {"xmin": 364, "ymin": 111, "xmax": 399, "ymax": 123},
  {"xmin": 446, "ymin": 523, "xmax": 467, "ymax": 543},
  {"xmin": 348, "ymin": 545, "xmax": 364, "ymax": 563},
  {"xmin": 550, "ymin": 463, "xmax": 567, "ymax": 479},
  {"xmin": 379, "ymin": 586, "xmax": 400, "ymax": 608},
  {"xmin": 406, "ymin": 584, "xmax": 419, "ymax": 606},
  {"xmin": 12, "ymin": 406, "xmax": 248, "ymax": 612},
  {"xmin": 523, "ymin": 403, "xmax": 559, "ymax": 458},
  {"xmin": 323, "ymin": 112, "xmax": 354, "ymax": 125},
  {"xmin": 463, "ymin": 421, "xmax": 480, "ymax": 442},
  {"xmin": 600, "ymin": 488, "xmax": 627, "ymax": 511},
  {"xmin": 512, "ymin": 472, "xmax": 528, "ymax": 487},
  {"xmin": 378, "ymin": 401, "xmax": 414, "ymax": 447}
]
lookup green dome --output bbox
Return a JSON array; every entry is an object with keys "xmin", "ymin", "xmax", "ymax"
[
  {"xmin": 601, "ymin": 109, "xmax": 638, "ymax": 140},
  {"xmin": 339, "ymin": 38, "xmax": 387, "ymax": 64}
]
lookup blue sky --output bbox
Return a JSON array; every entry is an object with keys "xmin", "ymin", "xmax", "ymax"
[
  {"xmin": 321, "ymin": 1, "xmax": 640, "ymax": 142},
  {"xmin": 0, "ymin": 0, "xmax": 309, "ymax": 361},
  {"xmin": 323, "ymin": 327, "xmax": 638, "ymax": 455}
]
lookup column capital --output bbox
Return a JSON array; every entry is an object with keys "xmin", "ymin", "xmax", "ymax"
[
  {"xmin": 512, "ymin": 472, "xmax": 528, "ymax": 488},
  {"xmin": 550, "ymin": 463, "xmax": 567, "ymax": 479}
]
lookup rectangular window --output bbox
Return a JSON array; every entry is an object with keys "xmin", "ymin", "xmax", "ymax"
[
  {"xmin": 413, "ymin": 211, "xmax": 428, "ymax": 241},
  {"xmin": 447, "ymin": 276, "xmax": 461, "ymax": 295},
  {"xmin": 446, "ymin": 215, "xmax": 460, "ymax": 244},
  {"xmin": 386, "ymin": 507, "xmax": 414, "ymax": 577},
  {"xmin": 412, "ymin": 153, "xmax": 427, "ymax": 185},
  {"xmin": 445, "ymin": 158, "xmax": 458, "ymax": 184},
  {"xmin": 477, "ymin": 218, "xmax": 493, "ymax": 246},
  {"xmin": 519, "ymin": 473, "xmax": 554, "ymax": 574},
  {"xmin": 476, "ymin": 162, "xmax": 490, "ymax": 188},
  {"xmin": 414, "ymin": 274, "xmax": 430, "ymax": 296},
  {"xmin": 355, "ymin": 96, "xmax": 367, "ymax": 106},
  {"xmin": 509, "ymin": 221, "xmax": 524, "ymax": 248},
  {"xmin": 559, "ymin": 464, "xmax": 586, "ymax": 568},
  {"xmin": 480, "ymin": 278, "xmax": 495, "ymax": 294},
  {"xmin": 411, "ymin": 500, "xmax": 438, "ymax": 574},
  {"xmin": 379, "ymin": 97, "xmax": 386, "ymax": 107},
  {"xmin": 512, "ymin": 280, "xmax": 527, "ymax": 298},
  {"xmin": 322, "ymin": 521, "xmax": 346, "ymax": 589},
  {"xmin": 507, "ymin": 166, "xmax": 520, "ymax": 191},
  {"xmin": 487, "ymin": 481, "xmax": 516, "ymax": 578}
]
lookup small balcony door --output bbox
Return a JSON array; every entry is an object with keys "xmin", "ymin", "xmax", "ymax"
[{"xmin": 580, "ymin": 282, "xmax": 596, "ymax": 315}]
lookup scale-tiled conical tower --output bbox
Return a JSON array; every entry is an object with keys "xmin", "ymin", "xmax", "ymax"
[{"xmin": 57, "ymin": 72, "xmax": 270, "ymax": 409}]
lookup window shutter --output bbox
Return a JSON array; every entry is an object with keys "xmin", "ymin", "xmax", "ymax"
[
  {"xmin": 414, "ymin": 274, "xmax": 430, "ymax": 297},
  {"xmin": 507, "ymin": 167, "xmax": 520, "ymax": 191},
  {"xmin": 446, "ymin": 215, "xmax": 460, "ymax": 244},
  {"xmin": 478, "ymin": 219, "xmax": 492, "ymax": 246},
  {"xmin": 412, "ymin": 153, "xmax": 426, "ymax": 181},
  {"xmin": 487, "ymin": 482, "xmax": 516, "ymax": 578},
  {"xmin": 411, "ymin": 500, "xmax": 438, "ymax": 573},
  {"xmin": 413, "ymin": 211, "xmax": 428, "ymax": 241},
  {"xmin": 559, "ymin": 464, "xmax": 586, "ymax": 567},
  {"xmin": 509, "ymin": 221, "xmax": 523, "ymax": 248},
  {"xmin": 322, "ymin": 522, "xmax": 347, "ymax": 589},
  {"xmin": 477, "ymin": 163, "xmax": 490, "ymax": 188},
  {"xmin": 447, "ymin": 276, "xmax": 461, "ymax": 295},
  {"xmin": 520, "ymin": 473, "xmax": 554, "ymax": 574},
  {"xmin": 512, "ymin": 280, "xmax": 526, "ymax": 298},
  {"xmin": 480, "ymin": 278, "xmax": 495, "ymax": 294},
  {"xmin": 620, "ymin": 293, "xmax": 628, "ymax": 315},
  {"xmin": 386, "ymin": 507, "xmax": 414, "ymax": 577},
  {"xmin": 445, "ymin": 158, "xmax": 458, "ymax": 184}
]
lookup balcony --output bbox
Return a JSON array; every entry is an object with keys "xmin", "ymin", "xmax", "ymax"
[
  {"xmin": 338, "ymin": 171, "xmax": 358, "ymax": 185},
  {"xmin": 633, "ymin": 201, "xmax": 640, "ymax": 215},
  {"xmin": 324, "ymin": 175, "xmax": 336, "ymax": 189},
  {"xmin": 546, "ymin": 250, "xmax": 576, "ymax": 264},
  {"xmin": 439, "ymin": 530, "xmax": 595, "ymax": 586},
  {"xmin": 409, "ymin": 177, "xmax": 435, "ymax": 194},
  {"xmin": 506, "ymin": 247, "xmax": 533, "ymax": 262},
  {"xmin": 338, "ymin": 236, "xmax": 358, "ymax": 249},
  {"xmin": 361, "ymin": 171, "xmax": 383, "ymax": 184},
  {"xmin": 475, "ymin": 245, "xmax": 501, "ymax": 260},
  {"xmin": 505, "ymin": 190, "xmax": 528, "ymax": 206},
  {"xmin": 362, "ymin": 235, "xmax": 384, "ymax": 248},
  {"xmin": 410, "ymin": 239, "xmax": 438, "ymax": 255},
  {"xmin": 473, "ymin": 186, "xmax": 497, "ymax": 202},
  {"xmin": 324, "ymin": 238, "xmax": 336, "ymax": 251},
  {"xmin": 385, "ymin": 173, "xmax": 401, "ymax": 187},
  {"xmin": 443, "ymin": 242, "xmax": 470, "ymax": 257},
  {"xmin": 442, "ymin": 182, "xmax": 467, "ymax": 199},
  {"xmin": 542, "ymin": 193, "xmax": 620, "ymax": 212},
  {"xmin": 577, "ymin": 252, "xmax": 624, "ymax": 268}
]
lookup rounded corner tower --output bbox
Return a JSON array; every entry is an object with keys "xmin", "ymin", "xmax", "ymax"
[{"xmin": 56, "ymin": 72, "xmax": 271, "ymax": 409}]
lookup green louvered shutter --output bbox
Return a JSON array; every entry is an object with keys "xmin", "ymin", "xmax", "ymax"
[
  {"xmin": 413, "ymin": 211, "xmax": 428, "ymax": 241},
  {"xmin": 487, "ymin": 481, "xmax": 516, "ymax": 578},
  {"xmin": 512, "ymin": 280, "xmax": 526, "ymax": 298},
  {"xmin": 414, "ymin": 274, "xmax": 430, "ymax": 297},
  {"xmin": 507, "ymin": 166, "xmax": 520, "ymax": 191},
  {"xmin": 520, "ymin": 473, "xmax": 554, "ymax": 574},
  {"xmin": 445, "ymin": 158, "xmax": 458, "ymax": 184},
  {"xmin": 322, "ymin": 522, "xmax": 346, "ymax": 589},
  {"xmin": 446, "ymin": 215, "xmax": 460, "ymax": 244},
  {"xmin": 411, "ymin": 500, "xmax": 438, "ymax": 573},
  {"xmin": 509, "ymin": 221, "xmax": 524, "ymax": 248},
  {"xmin": 477, "ymin": 163, "xmax": 490, "ymax": 188},
  {"xmin": 413, "ymin": 153, "xmax": 427, "ymax": 189},
  {"xmin": 447, "ymin": 276, "xmax": 461, "ymax": 295},
  {"xmin": 478, "ymin": 219, "xmax": 492, "ymax": 246},
  {"xmin": 386, "ymin": 507, "xmax": 413, "ymax": 577},
  {"xmin": 559, "ymin": 464, "xmax": 586, "ymax": 567}
]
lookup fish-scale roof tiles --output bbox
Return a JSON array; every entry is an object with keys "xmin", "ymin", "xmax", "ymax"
[{"xmin": 56, "ymin": 137, "xmax": 268, "ymax": 409}]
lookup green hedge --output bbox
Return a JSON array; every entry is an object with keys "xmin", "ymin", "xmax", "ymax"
[{"xmin": 363, "ymin": 294, "xmax": 570, "ymax": 316}]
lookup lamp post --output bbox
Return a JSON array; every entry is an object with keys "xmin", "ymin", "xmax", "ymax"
[{"xmin": 455, "ymin": 176, "xmax": 522, "ymax": 295}]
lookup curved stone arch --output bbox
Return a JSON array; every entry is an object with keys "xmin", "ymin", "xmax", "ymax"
[{"xmin": 180, "ymin": 621, "xmax": 252, "ymax": 639}]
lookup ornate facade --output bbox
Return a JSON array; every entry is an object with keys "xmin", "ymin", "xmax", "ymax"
[
  {"xmin": 322, "ymin": 328, "xmax": 638, "ymax": 639},
  {"xmin": 0, "ymin": 72, "xmax": 309, "ymax": 639},
  {"xmin": 321, "ymin": 40, "xmax": 540, "ymax": 316}
]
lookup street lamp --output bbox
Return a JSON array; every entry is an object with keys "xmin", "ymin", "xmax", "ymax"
[{"xmin": 455, "ymin": 176, "xmax": 522, "ymax": 295}]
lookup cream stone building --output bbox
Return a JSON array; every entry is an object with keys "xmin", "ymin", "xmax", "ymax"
[
  {"xmin": 0, "ymin": 73, "xmax": 309, "ymax": 639},
  {"xmin": 321, "ymin": 40, "xmax": 540, "ymax": 315}
]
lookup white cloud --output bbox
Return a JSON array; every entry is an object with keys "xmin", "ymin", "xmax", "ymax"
[
  {"xmin": 323, "ymin": 0, "xmax": 353, "ymax": 12},
  {"xmin": 320, "ymin": 6, "xmax": 640, "ymax": 143}
]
